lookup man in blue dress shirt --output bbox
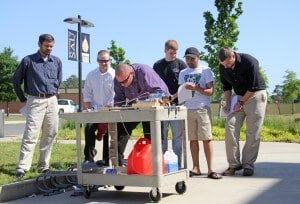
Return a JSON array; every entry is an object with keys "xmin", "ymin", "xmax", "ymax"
[{"xmin": 13, "ymin": 34, "xmax": 62, "ymax": 178}]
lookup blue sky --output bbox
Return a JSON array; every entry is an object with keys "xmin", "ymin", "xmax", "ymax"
[{"xmin": 1, "ymin": 0, "xmax": 299, "ymax": 95}]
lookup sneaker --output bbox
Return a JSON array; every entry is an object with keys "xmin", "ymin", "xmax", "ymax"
[
  {"xmin": 16, "ymin": 168, "xmax": 26, "ymax": 179},
  {"xmin": 83, "ymin": 160, "xmax": 94, "ymax": 163},
  {"xmin": 92, "ymin": 149, "xmax": 97, "ymax": 157},
  {"xmin": 38, "ymin": 168, "xmax": 50, "ymax": 174},
  {"xmin": 42, "ymin": 169, "xmax": 50, "ymax": 174},
  {"xmin": 118, "ymin": 158, "xmax": 128, "ymax": 167},
  {"xmin": 96, "ymin": 160, "xmax": 109, "ymax": 166},
  {"xmin": 243, "ymin": 168, "xmax": 254, "ymax": 176},
  {"xmin": 222, "ymin": 166, "xmax": 243, "ymax": 176}
]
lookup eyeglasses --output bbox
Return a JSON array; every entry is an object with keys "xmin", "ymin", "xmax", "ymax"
[
  {"xmin": 98, "ymin": 59, "xmax": 110, "ymax": 63},
  {"xmin": 118, "ymin": 72, "xmax": 131, "ymax": 84}
]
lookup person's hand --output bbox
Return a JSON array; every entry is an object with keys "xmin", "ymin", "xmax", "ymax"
[
  {"xmin": 222, "ymin": 105, "xmax": 230, "ymax": 114},
  {"xmin": 170, "ymin": 93, "xmax": 178, "ymax": 102},
  {"xmin": 185, "ymin": 83, "xmax": 196, "ymax": 91},
  {"xmin": 233, "ymin": 102, "xmax": 243, "ymax": 112},
  {"xmin": 86, "ymin": 108, "xmax": 93, "ymax": 112}
]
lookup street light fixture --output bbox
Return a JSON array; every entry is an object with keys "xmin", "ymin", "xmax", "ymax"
[{"xmin": 63, "ymin": 15, "xmax": 94, "ymax": 112}]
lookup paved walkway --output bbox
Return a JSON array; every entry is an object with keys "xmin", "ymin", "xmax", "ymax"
[
  {"xmin": 1, "ymin": 121, "xmax": 300, "ymax": 203},
  {"xmin": 2, "ymin": 140, "xmax": 300, "ymax": 203}
]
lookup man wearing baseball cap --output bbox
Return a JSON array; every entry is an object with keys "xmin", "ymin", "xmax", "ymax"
[
  {"xmin": 178, "ymin": 47, "xmax": 222, "ymax": 179},
  {"xmin": 183, "ymin": 47, "xmax": 200, "ymax": 58}
]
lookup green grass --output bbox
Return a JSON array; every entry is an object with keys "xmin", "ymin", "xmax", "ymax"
[
  {"xmin": 4, "ymin": 115, "xmax": 26, "ymax": 121},
  {"xmin": 56, "ymin": 115, "xmax": 300, "ymax": 143},
  {"xmin": 0, "ymin": 142, "xmax": 78, "ymax": 185},
  {"xmin": 211, "ymin": 114, "xmax": 300, "ymax": 143},
  {"xmin": 1, "ymin": 114, "xmax": 299, "ymax": 185}
]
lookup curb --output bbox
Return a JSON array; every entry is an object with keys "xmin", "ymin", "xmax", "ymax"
[
  {"xmin": 0, "ymin": 173, "xmax": 77, "ymax": 202},
  {"xmin": 0, "ymin": 179, "xmax": 41, "ymax": 202}
]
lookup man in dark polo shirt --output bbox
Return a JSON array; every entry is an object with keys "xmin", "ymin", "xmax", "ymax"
[{"xmin": 218, "ymin": 47, "xmax": 267, "ymax": 177}]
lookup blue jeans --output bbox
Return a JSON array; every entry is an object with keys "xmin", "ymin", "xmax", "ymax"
[{"xmin": 162, "ymin": 120, "xmax": 183, "ymax": 167}]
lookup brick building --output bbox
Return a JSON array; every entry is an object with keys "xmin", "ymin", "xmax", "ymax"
[{"xmin": 0, "ymin": 93, "xmax": 79, "ymax": 114}]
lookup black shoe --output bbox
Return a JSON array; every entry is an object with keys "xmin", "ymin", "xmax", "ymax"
[
  {"xmin": 243, "ymin": 168, "xmax": 254, "ymax": 176},
  {"xmin": 92, "ymin": 149, "xmax": 97, "ymax": 157},
  {"xmin": 96, "ymin": 160, "xmax": 109, "ymax": 166},
  {"xmin": 16, "ymin": 168, "xmax": 26, "ymax": 179},
  {"xmin": 118, "ymin": 159, "xmax": 127, "ymax": 167},
  {"xmin": 38, "ymin": 168, "xmax": 50, "ymax": 174},
  {"xmin": 83, "ymin": 160, "xmax": 94, "ymax": 163},
  {"xmin": 42, "ymin": 169, "xmax": 50, "ymax": 174}
]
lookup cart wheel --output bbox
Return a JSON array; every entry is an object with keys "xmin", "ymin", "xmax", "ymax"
[
  {"xmin": 114, "ymin": 185, "xmax": 125, "ymax": 191},
  {"xmin": 175, "ymin": 181, "xmax": 186, "ymax": 194},
  {"xmin": 149, "ymin": 188, "xmax": 162, "ymax": 202},
  {"xmin": 83, "ymin": 186, "xmax": 91, "ymax": 198}
]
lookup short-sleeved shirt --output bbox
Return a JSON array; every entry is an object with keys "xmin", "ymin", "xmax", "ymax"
[
  {"xmin": 178, "ymin": 65, "xmax": 214, "ymax": 109},
  {"xmin": 219, "ymin": 52, "xmax": 266, "ymax": 96},
  {"xmin": 153, "ymin": 58, "xmax": 187, "ymax": 104},
  {"xmin": 153, "ymin": 58, "xmax": 187, "ymax": 94}
]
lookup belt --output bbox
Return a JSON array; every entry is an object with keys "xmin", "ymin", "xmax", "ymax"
[{"xmin": 34, "ymin": 93, "xmax": 56, "ymax": 98}]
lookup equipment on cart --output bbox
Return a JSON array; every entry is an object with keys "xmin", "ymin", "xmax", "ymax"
[
  {"xmin": 164, "ymin": 150, "xmax": 178, "ymax": 173},
  {"xmin": 60, "ymin": 106, "xmax": 188, "ymax": 202},
  {"xmin": 127, "ymin": 138, "xmax": 165, "ymax": 175}
]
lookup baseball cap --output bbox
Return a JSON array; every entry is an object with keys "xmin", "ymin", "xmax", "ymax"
[{"xmin": 183, "ymin": 47, "xmax": 200, "ymax": 58}]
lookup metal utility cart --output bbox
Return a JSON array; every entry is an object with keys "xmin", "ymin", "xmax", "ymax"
[{"xmin": 60, "ymin": 106, "xmax": 188, "ymax": 202}]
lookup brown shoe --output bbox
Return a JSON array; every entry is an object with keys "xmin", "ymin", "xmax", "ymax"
[{"xmin": 222, "ymin": 166, "xmax": 242, "ymax": 176}]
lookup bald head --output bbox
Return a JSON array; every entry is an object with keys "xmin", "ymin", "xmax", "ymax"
[
  {"xmin": 115, "ymin": 63, "xmax": 131, "ymax": 77},
  {"xmin": 115, "ymin": 63, "xmax": 134, "ymax": 87}
]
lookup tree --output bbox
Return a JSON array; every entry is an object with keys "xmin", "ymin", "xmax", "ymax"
[
  {"xmin": 0, "ymin": 47, "xmax": 19, "ymax": 116},
  {"xmin": 201, "ymin": 0, "xmax": 243, "ymax": 101},
  {"xmin": 60, "ymin": 75, "xmax": 79, "ymax": 89},
  {"xmin": 60, "ymin": 41, "xmax": 129, "ymax": 91},
  {"xmin": 258, "ymin": 67, "xmax": 271, "ymax": 102},
  {"xmin": 107, "ymin": 40, "xmax": 130, "ymax": 68},
  {"xmin": 281, "ymin": 70, "xmax": 300, "ymax": 113},
  {"xmin": 271, "ymin": 85, "xmax": 283, "ymax": 102}
]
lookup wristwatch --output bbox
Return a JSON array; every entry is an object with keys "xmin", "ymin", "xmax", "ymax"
[{"xmin": 238, "ymin": 100, "xmax": 244, "ymax": 106}]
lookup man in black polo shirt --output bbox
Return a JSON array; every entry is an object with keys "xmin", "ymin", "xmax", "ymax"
[{"xmin": 218, "ymin": 47, "xmax": 267, "ymax": 177}]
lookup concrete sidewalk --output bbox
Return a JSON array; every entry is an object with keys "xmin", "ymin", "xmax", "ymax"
[{"xmin": 1, "ymin": 139, "xmax": 300, "ymax": 204}]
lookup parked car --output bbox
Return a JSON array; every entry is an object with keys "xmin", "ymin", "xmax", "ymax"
[{"xmin": 57, "ymin": 99, "xmax": 78, "ymax": 114}]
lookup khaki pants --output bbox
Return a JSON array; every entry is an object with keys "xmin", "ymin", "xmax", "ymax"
[
  {"xmin": 17, "ymin": 95, "xmax": 58, "ymax": 172},
  {"xmin": 225, "ymin": 90, "xmax": 267, "ymax": 170}
]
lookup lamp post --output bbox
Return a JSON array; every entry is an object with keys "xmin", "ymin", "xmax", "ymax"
[{"xmin": 63, "ymin": 15, "xmax": 94, "ymax": 112}]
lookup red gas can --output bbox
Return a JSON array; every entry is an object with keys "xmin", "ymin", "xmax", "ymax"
[{"xmin": 127, "ymin": 138, "xmax": 165, "ymax": 175}]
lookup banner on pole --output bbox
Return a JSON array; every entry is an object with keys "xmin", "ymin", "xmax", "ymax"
[
  {"xmin": 81, "ymin": 33, "xmax": 90, "ymax": 63},
  {"xmin": 68, "ymin": 29, "xmax": 77, "ymax": 61}
]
